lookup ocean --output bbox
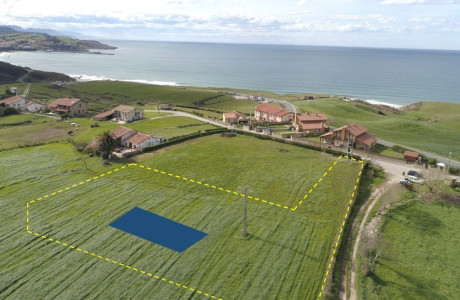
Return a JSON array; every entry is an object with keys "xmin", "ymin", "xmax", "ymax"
[{"xmin": 1, "ymin": 40, "xmax": 460, "ymax": 107}]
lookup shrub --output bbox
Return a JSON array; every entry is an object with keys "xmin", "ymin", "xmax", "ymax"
[
  {"xmin": 449, "ymin": 167, "xmax": 460, "ymax": 175},
  {"xmin": 3, "ymin": 107, "xmax": 19, "ymax": 116},
  {"xmin": 428, "ymin": 158, "xmax": 437, "ymax": 165}
]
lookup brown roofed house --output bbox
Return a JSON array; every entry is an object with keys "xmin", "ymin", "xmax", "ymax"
[
  {"xmin": 0, "ymin": 95, "xmax": 27, "ymax": 111},
  {"xmin": 320, "ymin": 123, "xmax": 377, "ymax": 151},
  {"xmin": 110, "ymin": 126, "xmax": 136, "ymax": 143},
  {"xmin": 292, "ymin": 113, "xmax": 328, "ymax": 135},
  {"xmin": 223, "ymin": 111, "xmax": 247, "ymax": 124},
  {"xmin": 254, "ymin": 103, "xmax": 293, "ymax": 123},
  {"xmin": 48, "ymin": 98, "xmax": 87, "ymax": 116}
]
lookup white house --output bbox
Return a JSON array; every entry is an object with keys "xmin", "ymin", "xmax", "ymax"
[
  {"xmin": 0, "ymin": 95, "xmax": 27, "ymax": 111},
  {"xmin": 123, "ymin": 132, "xmax": 163, "ymax": 149},
  {"xmin": 113, "ymin": 105, "xmax": 143, "ymax": 123},
  {"xmin": 26, "ymin": 100, "xmax": 47, "ymax": 112}
]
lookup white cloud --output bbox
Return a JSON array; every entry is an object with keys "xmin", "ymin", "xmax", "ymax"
[{"xmin": 381, "ymin": 0, "xmax": 458, "ymax": 4}]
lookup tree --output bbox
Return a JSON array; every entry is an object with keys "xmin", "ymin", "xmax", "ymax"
[{"xmin": 97, "ymin": 131, "xmax": 118, "ymax": 159}]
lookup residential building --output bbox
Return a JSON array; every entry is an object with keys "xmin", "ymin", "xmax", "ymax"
[
  {"xmin": 223, "ymin": 111, "xmax": 247, "ymax": 124},
  {"xmin": 255, "ymin": 103, "xmax": 293, "ymax": 123},
  {"xmin": 0, "ymin": 95, "xmax": 27, "ymax": 111},
  {"xmin": 94, "ymin": 105, "xmax": 143, "ymax": 122},
  {"xmin": 250, "ymin": 95, "xmax": 265, "ymax": 101},
  {"xmin": 292, "ymin": 113, "xmax": 328, "ymax": 136},
  {"xmin": 110, "ymin": 126, "xmax": 137, "ymax": 144},
  {"xmin": 113, "ymin": 105, "xmax": 143, "ymax": 122},
  {"xmin": 123, "ymin": 132, "xmax": 163, "ymax": 149},
  {"xmin": 48, "ymin": 98, "xmax": 87, "ymax": 116},
  {"xmin": 26, "ymin": 100, "xmax": 47, "ymax": 112},
  {"xmin": 320, "ymin": 123, "xmax": 377, "ymax": 151}
]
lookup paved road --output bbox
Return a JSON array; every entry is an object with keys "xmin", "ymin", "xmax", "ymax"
[{"xmin": 377, "ymin": 139, "xmax": 459, "ymax": 169}]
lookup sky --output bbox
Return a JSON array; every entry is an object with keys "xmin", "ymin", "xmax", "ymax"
[{"xmin": 1, "ymin": 0, "xmax": 460, "ymax": 49}]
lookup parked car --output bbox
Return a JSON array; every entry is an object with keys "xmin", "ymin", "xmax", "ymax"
[
  {"xmin": 407, "ymin": 175, "xmax": 424, "ymax": 184},
  {"xmin": 408, "ymin": 170, "xmax": 418, "ymax": 176}
]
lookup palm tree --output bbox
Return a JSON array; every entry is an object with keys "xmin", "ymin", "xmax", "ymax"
[{"xmin": 98, "ymin": 131, "xmax": 118, "ymax": 159}]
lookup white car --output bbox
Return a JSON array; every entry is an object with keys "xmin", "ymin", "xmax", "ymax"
[{"xmin": 407, "ymin": 175, "xmax": 424, "ymax": 184}]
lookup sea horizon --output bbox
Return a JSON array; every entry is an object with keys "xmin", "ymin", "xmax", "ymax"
[{"xmin": 1, "ymin": 40, "xmax": 460, "ymax": 108}]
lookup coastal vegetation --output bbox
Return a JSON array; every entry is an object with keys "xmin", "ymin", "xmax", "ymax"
[
  {"xmin": 0, "ymin": 61, "xmax": 74, "ymax": 84},
  {"xmin": 0, "ymin": 26, "xmax": 116, "ymax": 53},
  {"xmin": 0, "ymin": 135, "xmax": 360, "ymax": 299}
]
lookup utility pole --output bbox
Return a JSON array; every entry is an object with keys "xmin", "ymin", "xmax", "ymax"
[
  {"xmin": 242, "ymin": 187, "xmax": 249, "ymax": 237},
  {"xmin": 448, "ymin": 150, "xmax": 452, "ymax": 171}
]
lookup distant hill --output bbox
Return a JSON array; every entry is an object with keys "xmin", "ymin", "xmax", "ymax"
[
  {"xmin": 0, "ymin": 61, "xmax": 74, "ymax": 84},
  {"xmin": 0, "ymin": 25, "xmax": 116, "ymax": 52}
]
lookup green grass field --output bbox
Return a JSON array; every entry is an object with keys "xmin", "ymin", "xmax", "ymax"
[
  {"xmin": 0, "ymin": 115, "xmax": 217, "ymax": 150},
  {"xmin": 360, "ymin": 199, "xmax": 460, "ymax": 299},
  {"xmin": 0, "ymin": 135, "xmax": 360, "ymax": 299}
]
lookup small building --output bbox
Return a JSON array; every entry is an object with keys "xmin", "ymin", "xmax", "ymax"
[
  {"xmin": 93, "ymin": 110, "xmax": 115, "ymax": 121},
  {"xmin": 255, "ymin": 103, "xmax": 293, "ymax": 123},
  {"xmin": 113, "ymin": 105, "xmax": 143, "ymax": 123},
  {"xmin": 26, "ymin": 100, "xmax": 47, "ymax": 112},
  {"xmin": 251, "ymin": 95, "xmax": 265, "ymax": 101},
  {"xmin": 223, "ymin": 111, "xmax": 247, "ymax": 124},
  {"xmin": 292, "ymin": 113, "xmax": 328, "ymax": 136},
  {"xmin": 404, "ymin": 151, "xmax": 420, "ymax": 163},
  {"xmin": 123, "ymin": 132, "xmax": 163, "ymax": 149},
  {"xmin": 9, "ymin": 87, "xmax": 18, "ymax": 95},
  {"xmin": 110, "ymin": 126, "xmax": 137, "ymax": 144},
  {"xmin": 320, "ymin": 123, "xmax": 377, "ymax": 151},
  {"xmin": 48, "ymin": 98, "xmax": 87, "ymax": 116},
  {"xmin": 0, "ymin": 95, "xmax": 27, "ymax": 111}
]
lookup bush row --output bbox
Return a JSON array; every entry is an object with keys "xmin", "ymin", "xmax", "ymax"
[
  {"xmin": 142, "ymin": 128, "xmax": 227, "ymax": 153},
  {"xmin": 236, "ymin": 130, "xmax": 362, "ymax": 161},
  {"xmin": 0, "ymin": 120, "xmax": 32, "ymax": 127}
]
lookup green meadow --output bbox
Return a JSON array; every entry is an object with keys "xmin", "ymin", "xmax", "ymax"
[
  {"xmin": 360, "ymin": 199, "xmax": 460, "ymax": 299},
  {"xmin": 0, "ymin": 135, "xmax": 360, "ymax": 299}
]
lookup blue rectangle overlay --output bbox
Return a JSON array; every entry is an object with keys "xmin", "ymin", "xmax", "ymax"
[{"xmin": 110, "ymin": 207, "xmax": 207, "ymax": 253}]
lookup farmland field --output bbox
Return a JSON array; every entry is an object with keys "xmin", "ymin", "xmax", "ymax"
[
  {"xmin": 0, "ymin": 115, "xmax": 217, "ymax": 150},
  {"xmin": 0, "ymin": 135, "xmax": 360, "ymax": 299}
]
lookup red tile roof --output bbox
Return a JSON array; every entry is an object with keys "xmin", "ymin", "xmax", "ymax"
[
  {"xmin": 255, "ymin": 103, "xmax": 286, "ymax": 115},
  {"xmin": 223, "ymin": 112, "xmax": 237, "ymax": 119},
  {"xmin": 296, "ymin": 113, "xmax": 327, "ymax": 122},
  {"xmin": 125, "ymin": 132, "xmax": 151, "ymax": 145},
  {"xmin": 48, "ymin": 98, "xmax": 83, "ymax": 108},
  {"xmin": 404, "ymin": 151, "xmax": 420, "ymax": 158},
  {"xmin": 0, "ymin": 95, "xmax": 23, "ymax": 105},
  {"xmin": 275, "ymin": 110, "xmax": 292, "ymax": 117},
  {"xmin": 344, "ymin": 124, "xmax": 368, "ymax": 136},
  {"xmin": 300, "ymin": 121, "xmax": 325, "ymax": 130},
  {"xmin": 356, "ymin": 132, "xmax": 377, "ymax": 146},
  {"xmin": 110, "ymin": 126, "xmax": 135, "ymax": 139}
]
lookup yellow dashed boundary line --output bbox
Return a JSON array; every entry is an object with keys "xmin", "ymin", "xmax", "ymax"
[
  {"xmin": 26, "ymin": 156, "xmax": 361, "ymax": 300},
  {"xmin": 129, "ymin": 156, "xmax": 343, "ymax": 212},
  {"xmin": 317, "ymin": 160, "xmax": 364, "ymax": 299},
  {"xmin": 26, "ymin": 166, "xmax": 222, "ymax": 300}
]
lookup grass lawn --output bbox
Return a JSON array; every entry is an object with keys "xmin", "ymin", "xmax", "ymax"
[
  {"xmin": 360, "ymin": 199, "xmax": 460, "ymax": 299},
  {"xmin": 143, "ymin": 111, "xmax": 171, "ymax": 119},
  {"xmin": 0, "ymin": 114, "xmax": 50, "ymax": 125},
  {"xmin": 373, "ymin": 144, "xmax": 404, "ymax": 160},
  {"xmin": 0, "ymin": 135, "xmax": 360, "ymax": 299}
]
